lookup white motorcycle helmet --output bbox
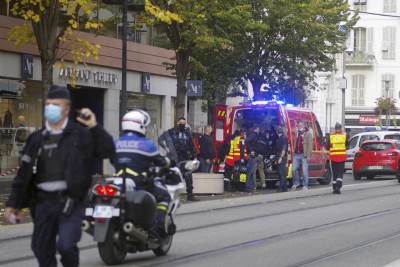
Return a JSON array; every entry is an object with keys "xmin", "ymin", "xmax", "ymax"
[{"xmin": 122, "ymin": 109, "xmax": 151, "ymax": 135}]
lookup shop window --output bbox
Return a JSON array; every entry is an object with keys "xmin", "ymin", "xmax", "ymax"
[
  {"xmin": 127, "ymin": 93, "xmax": 162, "ymax": 143},
  {"xmin": 0, "ymin": 79, "xmax": 43, "ymax": 175}
]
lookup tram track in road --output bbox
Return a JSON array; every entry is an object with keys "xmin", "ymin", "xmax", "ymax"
[
  {"xmin": 0, "ymin": 182, "xmax": 397, "ymax": 245},
  {"xmin": 2, "ymin": 185, "xmax": 400, "ymax": 265},
  {"xmin": 131, "ymin": 207, "xmax": 400, "ymax": 267}
]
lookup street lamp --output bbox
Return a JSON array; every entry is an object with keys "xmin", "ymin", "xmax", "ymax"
[
  {"xmin": 102, "ymin": 0, "xmax": 145, "ymax": 131},
  {"xmin": 385, "ymin": 80, "xmax": 390, "ymax": 127}
]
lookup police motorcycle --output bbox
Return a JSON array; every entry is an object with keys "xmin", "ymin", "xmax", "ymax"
[{"xmin": 82, "ymin": 159, "xmax": 199, "ymax": 265}]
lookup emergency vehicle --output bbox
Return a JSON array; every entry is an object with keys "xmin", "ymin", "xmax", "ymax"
[{"xmin": 213, "ymin": 100, "xmax": 331, "ymax": 186}]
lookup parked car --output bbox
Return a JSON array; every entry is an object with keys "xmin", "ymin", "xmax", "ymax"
[
  {"xmin": 353, "ymin": 140, "xmax": 400, "ymax": 182},
  {"xmin": 346, "ymin": 131, "xmax": 400, "ymax": 171}
]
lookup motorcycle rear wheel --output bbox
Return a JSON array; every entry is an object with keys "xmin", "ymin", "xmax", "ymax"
[
  {"xmin": 153, "ymin": 235, "xmax": 173, "ymax": 256},
  {"xmin": 98, "ymin": 223, "xmax": 127, "ymax": 265}
]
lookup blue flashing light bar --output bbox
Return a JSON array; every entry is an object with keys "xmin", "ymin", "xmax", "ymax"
[
  {"xmin": 251, "ymin": 100, "xmax": 271, "ymax": 105},
  {"xmin": 251, "ymin": 100, "xmax": 287, "ymax": 105}
]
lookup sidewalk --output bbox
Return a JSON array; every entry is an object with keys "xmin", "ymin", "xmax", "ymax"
[{"xmin": 0, "ymin": 179, "xmax": 395, "ymax": 241}]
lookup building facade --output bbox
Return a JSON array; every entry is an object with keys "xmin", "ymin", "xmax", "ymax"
[
  {"xmin": 305, "ymin": 0, "xmax": 400, "ymax": 135},
  {"xmin": 0, "ymin": 15, "xmax": 177, "ymax": 175}
]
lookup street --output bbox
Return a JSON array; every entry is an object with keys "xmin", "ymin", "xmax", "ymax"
[{"xmin": 2, "ymin": 174, "xmax": 400, "ymax": 266}]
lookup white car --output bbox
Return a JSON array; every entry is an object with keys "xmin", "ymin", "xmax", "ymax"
[{"xmin": 346, "ymin": 131, "xmax": 400, "ymax": 171}]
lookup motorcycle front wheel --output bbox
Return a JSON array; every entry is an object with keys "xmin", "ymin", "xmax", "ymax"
[
  {"xmin": 98, "ymin": 222, "xmax": 127, "ymax": 265},
  {"xmin": 153, "ymin": 235, "xmax": 173, "ymax": 256}
]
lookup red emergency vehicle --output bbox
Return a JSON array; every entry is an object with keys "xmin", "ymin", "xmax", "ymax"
[{"xmin": 213, "ymin": 100, "xmax": 331, "ymax": 186}]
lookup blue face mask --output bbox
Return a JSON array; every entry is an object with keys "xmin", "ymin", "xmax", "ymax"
[{"xmin": 45, "ymin": 104, "xmax": 63, "ymax": 123}]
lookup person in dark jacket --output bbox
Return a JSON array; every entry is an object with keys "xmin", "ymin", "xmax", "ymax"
[
  {"xmin": 4, "ymin": 85, "xmax": 115, "ymax": 267},
  {"xmin": 166, "ymin": 117, "xmax": 199, "ymax": 201},
  {"xmin": 199, "ymin": 125, "xmax": 215, "ymax": 173}
]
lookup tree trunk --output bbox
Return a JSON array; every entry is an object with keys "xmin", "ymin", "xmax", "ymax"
[
  {"xmin": 250, "ymin": 79, "xmax": 263, "ymax": 100},
  {"xmin": 41, "ymin": 59, "xmax": 54, "ymax": 94},
  {"xmin": 175, "ymin": 51, "xmax": 190, "ymax": 120}
]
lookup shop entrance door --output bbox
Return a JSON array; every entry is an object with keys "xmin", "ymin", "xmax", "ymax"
[
  {"xmin": 69, "ymin": 86, "xmax": 105, "ymax": 125},
  {"xmin": 69, "ymin": 86, "xmax": 105, "ymax": 174}
]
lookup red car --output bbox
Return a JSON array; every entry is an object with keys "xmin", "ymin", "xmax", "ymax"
[{"xmin": 353, "ymin": 140, "xmax": 400, "ymax": 182}]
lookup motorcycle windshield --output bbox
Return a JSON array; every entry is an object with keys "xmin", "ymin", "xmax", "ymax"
[{"xmin": 158, "ymin": 130, "xmax": 178, "ymax": 163}]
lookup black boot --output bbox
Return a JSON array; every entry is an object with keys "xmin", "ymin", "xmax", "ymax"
[{"xmin": 187, "ymin": 193, "xmax": 200, "ymax": 201}]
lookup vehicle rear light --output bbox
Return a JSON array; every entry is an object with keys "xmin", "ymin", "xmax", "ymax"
[
  {"xmin": 388, "ymin": 151, "xmax": 399, "ymax": 156},
  {"xmin": 94, "ymin": 184, "xmax": 119, "ymax": 197}
]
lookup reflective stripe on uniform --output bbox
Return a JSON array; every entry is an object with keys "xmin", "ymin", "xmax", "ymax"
[
  {"xmin": 115, "ymin": 168, "xmax": 139, "ymax": 177},
  {"xmin": 156, "ymin": 204, "xmax": 168, "ymax": 211}
]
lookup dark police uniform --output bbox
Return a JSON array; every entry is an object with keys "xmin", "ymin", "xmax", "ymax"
[
  {"xmin": 114, "ymin": 132, "xmax": 171, "ymax": 216},
  {"xmin": 6, "ymin": 120, "xmax": 114, "ymax": 267},
  {"xmin": 167, "ymin": 127, "xmax": 196, "ymax": 196}
]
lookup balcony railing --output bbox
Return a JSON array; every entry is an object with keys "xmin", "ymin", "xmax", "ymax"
[{"xmin": 345, "ymin": 51, "xmax": 375, "ymax": 66}]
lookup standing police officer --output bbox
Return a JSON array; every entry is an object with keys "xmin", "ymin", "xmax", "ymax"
[
  {"xmin": 4, "ymin": 85, "xmax": 115, "ymax": 267},
  {"xmin": 328, "ymin": 122, "xmax": 347, "ymax": 194},
  {"xmin": 165, "ymin": 117, "xmax": 199, "ymax": 201}
]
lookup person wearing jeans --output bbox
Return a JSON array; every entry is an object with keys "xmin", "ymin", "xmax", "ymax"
[
  {"xmin": 291, "ymin": 121, "xmax": 313, "ymax": 190},
  {"xmin": 246, "ymin": 152, "xmax": 257, "ymax": 190}
]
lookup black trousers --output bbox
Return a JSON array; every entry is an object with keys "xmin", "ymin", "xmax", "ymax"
[
  {"xmin": 31, "ymin": 200, "xmax": 83, "ymax": 267},
  {"xmin": 330, "ymin": 161, "xmax": 345, "ymax": 190},
  {"xmin": 184, "ymin": 172, "xmax": 194, "ymax": 195}
]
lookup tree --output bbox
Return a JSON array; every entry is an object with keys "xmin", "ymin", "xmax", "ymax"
[
  {"xmin": 238, "ymin": 0, "xmax": 357, "ymax": 100},
  {"xmin": 375, "ymin": 97, "xmax": 397, "ymax": 127},
  {"xmin": 145, "ymin": 0, "xmax": 250, "ymax": 119},
  {"xmin": 8, "ymin": 0, "xmax": 102, "ymax": 92}
]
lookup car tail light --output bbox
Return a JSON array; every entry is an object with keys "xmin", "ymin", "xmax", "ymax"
[
  {"xmin": 388, "ymin": 151, "xmax": 399, "ymax": 157},
  {"xmin": 94, "ymin": 184, "xmax": 119, "ymax": 197}
]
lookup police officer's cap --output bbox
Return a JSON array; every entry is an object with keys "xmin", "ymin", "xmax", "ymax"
[{"xmin": 47, "ymin": 85, "xmax": 70, "ymax": 100}]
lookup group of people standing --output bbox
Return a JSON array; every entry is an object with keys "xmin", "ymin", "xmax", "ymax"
[{"xmin": 223, "ymin": 125, "xmax": 290, "ymax": 193}]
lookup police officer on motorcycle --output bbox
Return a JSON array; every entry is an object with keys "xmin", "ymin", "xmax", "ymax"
[{"xmin": 114, "ymin": 109, "xmax": 171, "ymax": 234}]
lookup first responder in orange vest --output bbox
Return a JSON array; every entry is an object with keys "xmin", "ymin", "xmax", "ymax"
[
  {"xmin": 224, "ymin": 130, "xmax": 248, "ymax": 191},
  {"xmin": 328, "ymin": 122, "xmax": 347, "ymax": 194}
]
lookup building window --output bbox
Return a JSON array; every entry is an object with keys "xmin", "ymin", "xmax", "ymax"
[
  {"xmin": 382, "ymin": 73, "xmax": 395, "ymax": 97},
  {"xmin": 0, "ymin": 79, "xmax": 43, "ymax": 174},
  {"xmin": 382, "ymin": 27, "xmax": 396, "ymax": 59},
  {"xmin": 352, "ymin": 75, "xmax": 365, "ymax": 106},
  {"xmin": 354, "ymin": 28, "xmax": 366, "ymax": 52},
  {"xmin": 354, "ymin": 0, "xmax": 367, "ymax": 11},
  {"xmin": 384, "ymin": 0, "xmax": 397, "ymax": 13},
  {"xmin": 127, "ymin": 93, "xmax": 162, "ymax": 143}
]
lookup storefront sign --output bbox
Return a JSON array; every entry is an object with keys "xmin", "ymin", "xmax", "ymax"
[
  {"xmin": 141, "ymin": 73, "xmax": 151, "ymax": 93},
  {"xmin": 359, "ymin": 116, "xmax": 379, "ymax": 125},
  {"xmin": 58, "ymin": 67, "xmax": 118, "ymax": 85},
  {"xmin": 21, "ymin": 54, "xmax": 33, "ymax": 80},
  {"xmin": 187, "ymin": 80, "xmax": 203, "ymax": 97}
]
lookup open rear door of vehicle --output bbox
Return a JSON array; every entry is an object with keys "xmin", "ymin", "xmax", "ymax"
[{"xmin": 213, "ymin": 104, "xmax": 227, "ymax": 173}]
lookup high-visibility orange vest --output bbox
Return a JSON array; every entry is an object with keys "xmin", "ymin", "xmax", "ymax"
[
  {"xmin": 225, "ymin": 136, "xmax": 248, "ymax": 167},
  {"xmin": 329, "ymin": 133, "xmax": 347, "ymax": 162}
]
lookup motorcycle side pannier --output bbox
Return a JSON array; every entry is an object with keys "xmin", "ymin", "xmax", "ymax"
[{"xmin": 125, "ymin": 190, "xmax": 157, "ymax": 228}]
